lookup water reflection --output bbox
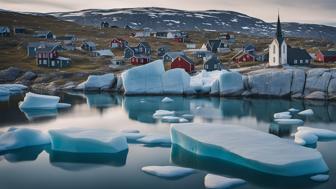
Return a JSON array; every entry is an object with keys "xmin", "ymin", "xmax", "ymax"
[
  {"xmin": 20, "ymin": 109, "xmax": 58, "ymax": 121},
  {"xmin": 171, "ymin": 144, "xmax": 318, "ymax": 189},
  {"xmin": 46, "ymin": 149, "xmax": 128, "ymax": 171}
]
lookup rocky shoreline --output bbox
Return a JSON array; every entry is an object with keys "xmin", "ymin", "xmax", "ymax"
[{"xmin": 1, "ymin": 63, "xmax": 336, "ymax": 101}]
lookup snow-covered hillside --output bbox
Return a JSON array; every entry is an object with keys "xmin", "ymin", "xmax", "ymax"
[{"xmin": 47, "ymin": 7, "xmax": 336, "ymax": 42}]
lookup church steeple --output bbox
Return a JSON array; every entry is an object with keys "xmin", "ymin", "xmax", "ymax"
[{"xmin": 276, "ymin": 12, "xmax": 284, "ymax": 44}]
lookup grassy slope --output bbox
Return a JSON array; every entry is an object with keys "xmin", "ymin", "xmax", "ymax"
[{"xmin": 0, "ymin": 11, "xmax": 335, "ymax": 74}]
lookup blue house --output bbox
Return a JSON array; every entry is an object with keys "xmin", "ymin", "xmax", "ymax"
[
  {"xmin": 33, "ymin": 31, "xmax": 54, "ymax": 39},
  {"xmin": 81, "ymin": 41, "xmax": 97, "ymax": 52},
  {"xmin": 123, "ymin": 42, "xmax": 151, "ymax": 59}
]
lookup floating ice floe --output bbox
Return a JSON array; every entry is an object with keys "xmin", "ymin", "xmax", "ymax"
[
  {"xmin": 310, "ymin": 174, "xmax": 329, "ymax": 182},
  {"xmin": 19, "ymin": 92, "xmax": 71, "ymax": 110},
  {"xmin": 77, "ymin": 73, "xmax": 115, "ymax": 90},
  {"xmin": 171, "ymin": 123, "xmax": 328, "ymax": 176},
  {"xmin": 137, "ymin": 135, "xmax": 171, "ymax": 145},
  {"xmin": 153, "ymin": 110, "xmax": 175, "ymax": 118},
  {"xmin": 273, "ymin": 112, "xmax": 292, "ymax": 119},
  {"xmin": 294, "ymin": 127, "xmax": 336, "ymax": 145},
  {"xmin": 298, "ymin": 109, "xmax": 314, "ymax": 116},
  {"xmin": 161, "ymin": 97, "xmax": 174, "ymax": 103},
  {"xmin": 161, "ymin": 116, "xmax": 189, "ymax": 123},
  {"xmin": 0, "ymin": 128, "xmax": 50, "ymax": 152},
  {"xmin": 288, "ymin": 108, "xmax": 300, "ymax": 112},
  {"xmin": 274, "ymin": 119, "xmax": 304, "ymax": 125},
  {"xmin": 204, "ymin": 174, "xmax": 246, "ymax": 189},
  {"xmin": 141, "ymin": 166, "xmax": 195, "ymax": 178},
  {"xmin": 49, "ymin": 128, "xmax": 128, "ymax": 153}
]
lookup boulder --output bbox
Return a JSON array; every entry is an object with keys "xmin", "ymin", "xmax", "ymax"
[
  {"xmin": 0, "ymin": 67, "xmax": 24, "ymax": 82},
  {"xmin": 219, "ymin": 71, "xmax": 244, "ymax": 96},
  {"xmin": 247, "ymin": 69, "xmax": 292, "ymax": 97},
  {"xmin": 290, "ymin": 69, "xmax": 306, "ymax": 97},
  {"xmin": 305, "ymin": 91, "xmax": 327, "ymax": 100},
  {"xmin": 18, "ymin": 71, "xmax": 37, "ymax": 81},
  {"xmin": 304, "ymin": 69, "xmax": 331, "ymax": 99}
]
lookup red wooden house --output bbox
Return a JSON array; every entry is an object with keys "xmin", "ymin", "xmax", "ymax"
[
  {"xmin": 315, "ymin": 50, "xmax": 336, "ymax": 63},
  {"xmin": 171, "ymin": 55, "xmax": 195, "ymax": 73},
  {"xmin": 232, "ymin": 51, "xmax": 255, "ymax": 63},
  {"xmin": 111, "ymin": 38, "xmax": 128, "ymax": 49},
  {"xmin": 130, "ymin": 55, "xmax": 150, "ymax": 65}
]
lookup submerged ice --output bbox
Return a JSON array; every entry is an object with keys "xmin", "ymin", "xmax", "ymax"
[
  {"xmin": 204, "ymin": 174, "xmax": 246, "ymax": 189},
  {"xmin": 171, "ymin": 123, "xmax": 328, "ymax": 176}
]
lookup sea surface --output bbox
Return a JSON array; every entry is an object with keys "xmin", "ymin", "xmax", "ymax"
[{"xmin": 0, "ymin": 92, "xmax": 335, "ymax": 189}]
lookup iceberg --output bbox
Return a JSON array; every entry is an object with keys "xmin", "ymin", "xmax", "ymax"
[
  {"xmin": 294, "ymin": 127, "xmax": 336, "ymax": 145},
  {"xmin": 49, "ymin": 128, "xmax": 128, "ymax": 153},
  {"xmin": 0, "ymin": 128, "xmax": 50, "ymax": 152},
  {"xmin": 274, "ymin": 119, "xmax": 304, "ymax": 125},
  {"xmin": 153, "ymin": 110, "xmax": 175, "ymax": 118},
  {"xmin": 141, "ymin": 166, "xmax": 195, "ymax": 178},
  {"xmin": 204, "ymin": 174, "xmax": 246, "ymax": 189},
  {"xmin": 273, "ymin": 112, "xmax": 292, "ymax": 119},
  {"xmin": 298, "ymin": 109, "xmax": 314, "ymax": 116},
  {"xmin": 122, "ymin": 60, "xmax": 165, "ymax": 95},
  {"xmin": 121, "ymin": 60, "xmax": 193, "ymax": 95},
  {"xmin": 171, "ymin": 123, "xmax": 328, "ymax": 176},
  {"xmin": 78, "ymin": 73, "xmax": 115, "ymax": 90},
  {"xmin": 310, "ymin": 174, "xmax": 329, "ymax": 182},
  {"xmin": 161, "ymin": 97, "xmax": 174, "ymax": 103},
  {"xmin": 163, "ymin": 68, "xmax": 192, "ymax": 95},
  {"xmin": 0, "ymin": 84, "xmax": 27, "ymax": 94},
  {"xmin": 190, "ymin": 70, "xmax": 224, "ymax": 94},
  {"xmin": 19, "ymin": 92, "xmax": 71, "ymax": 110},
  {"xmin": 137, "ymin": 135, "xmax": 171, "ymax": 145}
]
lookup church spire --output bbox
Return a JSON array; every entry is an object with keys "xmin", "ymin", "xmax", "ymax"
[{"xmin": 276, "ymin": 11, "xmax": 284, "ymax": 43}]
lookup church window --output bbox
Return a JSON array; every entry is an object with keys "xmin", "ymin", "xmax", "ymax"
[{"xmin": 273, "ymin": 45, "xmax": 276, "ymax": 54}]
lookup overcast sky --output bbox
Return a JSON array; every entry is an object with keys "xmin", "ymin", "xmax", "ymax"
[{"xmin": 1, "ymin": 0, "xmax": 335, "ymax": 26}]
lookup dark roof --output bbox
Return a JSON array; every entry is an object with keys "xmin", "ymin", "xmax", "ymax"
[
  {"xmin": 175, "ymin": 55, "xmax": 194, "ymax": 65},
  {"xmin": 139, "ymin": 42, "xmax": 151, "ymax": 49},
  {"xmin": 243, "ymin": 44, "xmax": 256, "ymax": 51},
  {"xmin": 132, "ymin": 54, "xmax": 150, "ymax": 58},
  {"xmin": 287, "ymin": 48, "xmax": 312, "ymax": 60},
  {"xmin": 208, "ymin": 39, "xmax": 221, "ymax": 50},
  {"xmin": 164, "ymin": 52, "xmax": 185, "ymax": 59},
  {"xmin": 36, "ymin": 45, "xmax": 58, "ymax": 53},
  {"xmin": 321, "ymin": 51, "xmax": 336, "ymax": 57},
  {"xmin": 83, "ymin": 41, "xmax": 96, "ymax": 47}
]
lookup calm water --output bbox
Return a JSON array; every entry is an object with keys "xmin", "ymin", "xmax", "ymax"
[{"xmin": 0, "ymin": 92, "xmax": 336, "ymax": 189}]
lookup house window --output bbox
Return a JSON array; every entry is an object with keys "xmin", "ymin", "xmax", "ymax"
[
  {"xmin": 38, "ymin": 60, "xmax": 42, "ymax": 65},
  {"xmin": 305, "ymin": 59, "xmax": 309, "ymax": 64},
  {"xmin": 214, "ymin": 64, "xmax": 217, "ymax": 69},
  {"xmin": 273, "ymin": 57, "xmax": 275, "ymax": 63},
  {"xmin": 300, "ymin": 60, "xmax": 303, "ymax": 64},
  {"xmin": 294, "ymin": 60, "xmax": 298, "ymax": 64},
  {"xmin": 43, "ymin": 60, "xmax": 47, "ymax": 65},
  {"xmin": 51, "ymin": 60, "xmax": 55, "ymax": 67}
]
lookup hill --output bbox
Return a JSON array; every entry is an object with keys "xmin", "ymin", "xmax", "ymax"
[{"xmin": 47, "ymin": 7, "xmax": 336, "ymax": 42}]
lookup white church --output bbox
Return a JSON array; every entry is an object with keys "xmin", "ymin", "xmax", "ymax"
[{"xmin": 269, "ymin": 14, "xmax": 312, "ymax": 67}]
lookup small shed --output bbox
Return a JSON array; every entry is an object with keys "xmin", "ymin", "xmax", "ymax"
[
  {"xmin": 92, "ymin": 49, "xmax": 114, "ymax": 57},
  {"xmin": 14, "ymin": 27, "xmax": 26, "ymax": 34},
  {"xmin": 171, "ymin": 55, "xmax": 195, "ymax": 73},
  {"xmin": 0, "ymin": 26, "xmax": 10, "ymax": 37},
  {"xmin": 81, "ymin": 41, "xmax": 97, "ymax": 52},
  {"xmin": 232, "ymin": 52, "xmax": 255, "ymax": 63}
]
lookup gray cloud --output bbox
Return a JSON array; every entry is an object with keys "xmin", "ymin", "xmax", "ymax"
[{"xmin": 0, "ymin": 0, "xmax": 74, "ymax": 10}]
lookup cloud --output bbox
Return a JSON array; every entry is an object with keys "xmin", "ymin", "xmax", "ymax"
[{"xmin": 0, "ymin": 0, "xmax": 74, "ymax": 10}]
